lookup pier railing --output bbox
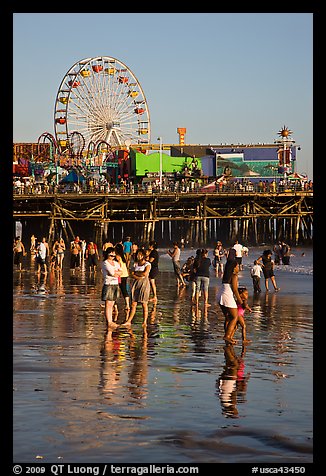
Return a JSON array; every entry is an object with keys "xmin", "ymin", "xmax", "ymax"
[{"xmin": 13, "ymin": 181, "xmax": 312, "ymax": 196}]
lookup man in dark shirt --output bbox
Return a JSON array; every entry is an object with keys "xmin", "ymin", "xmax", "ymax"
[
  {"xmin": 193, "ymin": 249, "xmax": 211, "ymax": 307},
  {"xmin": 148, "ymin": 240, "xmax": 159, "ymax": 302}
]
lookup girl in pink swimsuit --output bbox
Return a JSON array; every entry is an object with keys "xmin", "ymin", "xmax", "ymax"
[{"xmin": 232, "ymin": 287, "xmax": 252, "ymax": 344}]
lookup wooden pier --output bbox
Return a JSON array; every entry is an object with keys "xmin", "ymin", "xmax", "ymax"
[{"xmin": 13, "ymin": 190, "xmax": 313, "ymax": 247}]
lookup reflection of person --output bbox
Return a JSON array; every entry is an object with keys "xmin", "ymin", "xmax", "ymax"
[
  {"xmin": 148, "ymin": 302, "xmax": 158, "ymax": 327},
  {"xmin": 128, "ymin": 329, "xmax": 148, "ymax": 401},
  {"xmin": 121, "ymin": 249, "xmax": 151, "ymax": 327},
  {"xmin": 217, "ymin": 259, "xmax": 243, "ymax": 344},
  {"xmin": 99, "ymin": 330, "xmax": 124, "ymax": 398},
  {"xmin": 101, "ymin": 247, "xmax": 122, "ymax": 330},
  {"xmin": 217, "ymin": 344, "xmax": 250, "ymax": 418},
  {"xmin": 256, "ymin": 250, "xmax": 280, "ymax": 292},
  {"xmin": 33, "ymin": 272, "xmax": 48, "ymax": 295}
]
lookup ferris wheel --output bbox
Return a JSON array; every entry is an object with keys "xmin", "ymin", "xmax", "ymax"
[{"xmin": 54, "ymin": 56, "xmax": 151, "ymax": 153}]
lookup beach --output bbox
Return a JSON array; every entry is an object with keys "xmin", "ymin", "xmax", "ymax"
[{"xmin": 13, "ymin": 246, "xmax": 313, "ymax": 464}]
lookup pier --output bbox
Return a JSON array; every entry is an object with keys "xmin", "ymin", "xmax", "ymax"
[{"xmin": 13, "ymin": 189, "xmax": 313, "ymax": 247}]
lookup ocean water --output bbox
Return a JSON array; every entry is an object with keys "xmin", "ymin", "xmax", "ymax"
[{"xmin": 13, "ymin": 247, "xmax": 313, "ymax": 464}]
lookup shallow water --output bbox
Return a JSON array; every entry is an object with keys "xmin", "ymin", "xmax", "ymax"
[{"xmin": 13, "ymin": 247, "xmax": 313, "ymax": 464}]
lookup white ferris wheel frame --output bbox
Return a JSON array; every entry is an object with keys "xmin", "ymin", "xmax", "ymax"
[{"xmin": 54, "ymin": 56, "xmax": 151, "ymax": 152}]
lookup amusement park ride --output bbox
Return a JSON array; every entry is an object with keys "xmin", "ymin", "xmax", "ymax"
[
  {"xmin": 12, "ymin": 56, "xmax": 313, "ymax": 246},
  {"xmin": 13, "ymin": 56, "xmax": 303, "ymax": 184},
  {"xmin": 29, "ymin": 56, "xmax": 152, "ymax": 178}
]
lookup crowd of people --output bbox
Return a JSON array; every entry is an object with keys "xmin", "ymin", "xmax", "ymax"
[
  {"xmin": 13, "ymin": 174, "xmax": 313, "ymax": 196},
  {"xmin": 14, "ymin": 231, "xmax": 289, "ymax": 346}
]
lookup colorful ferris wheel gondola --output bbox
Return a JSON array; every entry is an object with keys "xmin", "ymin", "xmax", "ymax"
[{"xmin": 54, "ymin": 56, "xmax": 151, "ymax": 154}]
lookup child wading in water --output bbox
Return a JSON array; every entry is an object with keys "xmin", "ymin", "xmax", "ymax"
[{"xmin": 224, "ymin": 286, "xmax": 252, "ymax": 344}]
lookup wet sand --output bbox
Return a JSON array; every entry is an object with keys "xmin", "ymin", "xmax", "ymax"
[{"xmin": 13, "ymin": 248, "xmax": 313, "ymax": 464}]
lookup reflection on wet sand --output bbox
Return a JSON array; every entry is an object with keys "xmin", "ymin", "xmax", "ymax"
[
  {"xmin": 217, "ymin": 344, "xmax": 250, "ymax": 418},
  {"xmin": 13, "ymin": 262, "xmax": 313, "ymax": 463}
]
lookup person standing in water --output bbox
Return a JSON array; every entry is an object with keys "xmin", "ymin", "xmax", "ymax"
[
  {"xmin": 256, "ymin": 249, "xmax": 280, "ymax": 292},
  {"xmin": 193, "ymin": 248, "xmax": 211, "ymax": 307},
  {"xmin": 250, "ymin": 260, "xmax": 262, "ymax": 293},
  {"xmin": 86, "ymin": 240, "xmax": 99, "ymax": 273},
  {"xmin": 148, "ymin": 240, "xmax": 159, "ymax": 302},
  {"xmin": 213, "ymin": 241, "xmax": 226, "ymax": 277},
  {"xmin": 225, "ymin": 286, "xmax": 252, "ymax": 345},
  {"xmin": 217, "ymin": 259, "xmax": 243, "ymax": 344},
  {"xmin": 13, "ymin": 236, "xmax": 26, "ymax": 271},
  {"xmin": 101, "ymin": 247, "xmax": 122, "ymax": 330},
  {"xmin": 114, "ymin": 242, "xmax": 131, "ymax": 313},
  {"xmin": 121, "ymin": 249, "xmax": 151, "ymax": 328},
  {"xmin": 123, "ymin": 236, "xmax": 133, "ymax": 269},
  {"xmin": 168, "ymin": 241, "xmax": 186, "ymax": 287}
]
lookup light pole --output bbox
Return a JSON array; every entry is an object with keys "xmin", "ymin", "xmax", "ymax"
[{"xmin": 157, "ymin": 136, "xmax": 163, "ymax": 191}]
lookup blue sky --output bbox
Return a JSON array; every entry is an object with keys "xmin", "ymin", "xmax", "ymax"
[{"xmin": 13, "ymin": 12, "xmax": 313, "ymax": 178}]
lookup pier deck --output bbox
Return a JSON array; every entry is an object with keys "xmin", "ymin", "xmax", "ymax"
[{"xmin": 13, "ymin": 190, "xmax": 313, "ymax": 246}]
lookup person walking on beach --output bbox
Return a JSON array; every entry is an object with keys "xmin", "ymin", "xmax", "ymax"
[
  {"xmin": 121, "ymin": 249, "xmax": 151, "ymax": 328},
  {"xmin": 213, "ymin": 241, "xmax": 226, "ymax": 277},
  {"xmin": 232, "ymin": 239, "xmax": 244, "ymax": 270},
  {"xmin": 168, "ymin": 242, "xmax": 186, "ymax": 287},
  {"xmin": 148, "ymin": 240, "xmax": 159, "ymax": 302},
  {"xmin": 86, "ymin": 240, "xmax": 99, "ymax": 273},
  {"xmin": 250, "ymin": 260, "xmax": 262, "ymax": 293},
  {"xmin": 281, "ymin": 241, "xmax": 291, "ymax": 265},
  {"xmin": 70, "ymin": 237, "xmax": 82, "ymax": 272},
  {"xmin": 114, "ymin": 242, "xmax": 131, "ymax": 312},
  {"xmin": 53, "ymin": 237, "xmax": 66, "ymax": 271},
  {"xmin": 193, "ymin": 248, "xmax": 211, "ymax": 307},
  {"xmin": 123, "ymin": 236, "xmax": 133, "ymax": 269},
  {"xmin": 13, "ymin": 236, "xmax": 26, "ymax": 271},
  {"xmin": 30, "ymin": 234, "xmax": 37, "ymax": 253},
  {"xmin": 256, "ymin": 249, "xmax": 280, "ymax": 292},
  {"xmin": 217, "ymin": 259, "xmax": 244, "ymax": 344},
  {"xmin": 101, "ymin": 247, "xmax": 122, "ymax": 330},
  {"xmin": 36, "ymin": 237, "xmax": 49, "ymax": 274}
]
